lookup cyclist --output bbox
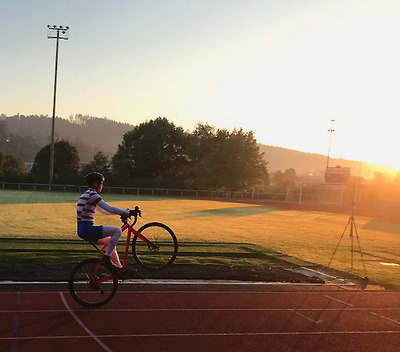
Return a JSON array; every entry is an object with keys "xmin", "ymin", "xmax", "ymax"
[{"xmin": 77, "ymin": 172, "xmax": 133, "ymax": 274}]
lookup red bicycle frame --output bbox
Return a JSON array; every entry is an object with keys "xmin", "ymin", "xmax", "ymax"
[
  {"xmin": 91, "ymin": 218, "xmax": 157, "ymax": 284},
  {"xmin": 120, "ymin": 221, "xmax": 157, "ymax": 268}
]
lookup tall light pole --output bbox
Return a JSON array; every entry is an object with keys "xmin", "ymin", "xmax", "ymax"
[
  {"xmin": 326, "ymin": 119, "xmax": 335, "ymax": 169},
  {"xmin": 47, "ymin": 24, "xmax": 69, "ymax": 190}
]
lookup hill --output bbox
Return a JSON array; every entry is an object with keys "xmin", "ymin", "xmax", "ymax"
[
  {"xmin": 259, "ymin": 144, "xmax": 394, "ymax": 179},
  {"xmin": 0, "ymin": 114, "xmax": 133, "ymax": 162}
]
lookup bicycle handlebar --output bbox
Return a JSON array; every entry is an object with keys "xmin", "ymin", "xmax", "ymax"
[{"xmin": 120, "ymin": 205, "xmax": 142, "ymax": 226}]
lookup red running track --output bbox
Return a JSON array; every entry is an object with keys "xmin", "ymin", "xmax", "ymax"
[{"xmin": 1, "ymin": 288, "xmax": 400, "ymax": 352}]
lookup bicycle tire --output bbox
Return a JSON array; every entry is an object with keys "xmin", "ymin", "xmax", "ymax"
[
  {"xmin": 69, "ymin": 258, "xmax": 118, "ymax": 308},
  {"xmin": 132, "ymin": 222, "xmax": 178, "ymax": 271}
]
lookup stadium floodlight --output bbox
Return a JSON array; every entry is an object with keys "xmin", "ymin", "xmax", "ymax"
[
  {"xmin": 47, "ymin": 25, "xmax": 69, "ymax": 190},
  {"xmin": 326, "ymin": 119, "xmax": 335, "ymax": 169}
]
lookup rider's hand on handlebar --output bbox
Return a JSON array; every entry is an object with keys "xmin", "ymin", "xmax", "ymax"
[
  {"xmin": 120, "ymin": 212, "xmax": 130, "ymax": 222},
  {"xmin": 121, "ymin": 206, "xmax": 141, "ymax": 222}
]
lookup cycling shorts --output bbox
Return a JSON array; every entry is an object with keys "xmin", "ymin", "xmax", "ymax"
[{"xmin": 77, "ymin": 221, "xmax": 104, "ymax": 242}]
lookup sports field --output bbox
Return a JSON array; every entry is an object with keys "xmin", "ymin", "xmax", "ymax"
[{"xmin": 1, "ymin": 190, "xmax": 400, "ymax": 287}]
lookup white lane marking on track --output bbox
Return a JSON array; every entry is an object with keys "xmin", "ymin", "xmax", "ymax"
[
  {"xmin": 370, "ymin": 312, "xmax": 400, "ymax": 326},
  {"xmin": 2, "ymin": 330, "xmax": 400, "ymax": 340},
  {"xmin": 290, "ymin": 309, "xmax": 323, "ymax": 324},
  {"xmin": 59, "ymin": 292, "xmax": 113, "ymax": 352},
  {"xmin": 324, "ymin": 295, "xmax": 355, "ymax": 307}
]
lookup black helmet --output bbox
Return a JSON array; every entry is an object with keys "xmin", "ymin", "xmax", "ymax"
[{"xmin": 84, "ymin": 172, "xmax": 105, "ymax": 186}]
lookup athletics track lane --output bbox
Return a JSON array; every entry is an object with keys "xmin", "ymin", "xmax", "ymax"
[{"xmin": 0, "ymin": 290, "xmax": 400, "ymax": 352}]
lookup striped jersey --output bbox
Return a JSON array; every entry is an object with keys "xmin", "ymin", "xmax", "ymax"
[{"xmin": 76, "ymin": 188, "xmax": 102, "ymax": 222}]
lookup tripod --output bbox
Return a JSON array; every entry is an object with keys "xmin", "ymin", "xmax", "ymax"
[{"xmin": 327, "ymin": 199, "xmax": 368, "ymax": 288}]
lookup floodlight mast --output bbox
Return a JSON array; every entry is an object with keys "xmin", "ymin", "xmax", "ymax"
[
  {"xmin": 326, "ymin": 119, "xmax": 335, "ymax": 169},
  {"xmin": 47, "ymin": 25, "xmax": 69, "ymax": 191}
]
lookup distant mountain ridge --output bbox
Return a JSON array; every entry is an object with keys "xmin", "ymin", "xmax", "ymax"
[
  {"xmin": 259, "ymin": 144, "xmax": 394, "ymax": 179},
  {"xmin": 0, "ymin": 114, "xmax": 393, "ymax": 178},
  {"xmin": 1, "ymin": 114, "xmax": 133, "ymax": 162}
]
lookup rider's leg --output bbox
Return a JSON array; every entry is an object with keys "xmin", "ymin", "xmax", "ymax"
[
  {"xmin": 101, "ymin": 226, "xmax": 122, "ymax": 266},
  {"xmin": 97, "ymin": 236, "xmax": 122, "ymax": 267}
]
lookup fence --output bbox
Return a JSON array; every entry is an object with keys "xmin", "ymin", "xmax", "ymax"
[
  {"xmin": 2, "ymin": 181, "xmax": 400, "ymax": 219},
  {"xmin": 0, "ymin": 181, "xmax": 348, "ymax": 207}
]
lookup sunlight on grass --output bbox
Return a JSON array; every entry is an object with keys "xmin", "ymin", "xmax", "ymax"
[{"xmin": 1, "ymin": 190, "xmax": 400, "ymax": 287}]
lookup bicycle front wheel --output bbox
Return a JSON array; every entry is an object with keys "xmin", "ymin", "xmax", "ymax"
[
  {"xmin": 69, "ymin": 258, "xmax": 118, "ymax": 308},
  {"xmin": 132, "ymin": 222, "xmax": 178, "ymax": 271}
]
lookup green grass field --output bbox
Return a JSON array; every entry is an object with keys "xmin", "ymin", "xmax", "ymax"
[{"xmin": 1, "ymin": 189, "xmax": 400, "ymax": 287}]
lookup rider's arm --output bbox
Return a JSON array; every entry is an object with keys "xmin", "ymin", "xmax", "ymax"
[{"xmin": 96, "ymin": 199, "xmax": 129, "ymax": 216}]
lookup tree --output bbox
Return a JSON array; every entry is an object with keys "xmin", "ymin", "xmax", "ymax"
[
  {"xmin": 0, "ymin": 120, "xmax": 6, "ymax": 139},
  {"xmin": 81, "ymin": 151, "xmax": 111, "ymax": 175},
  {"xmin": 2, "ymin": 154, "xmax": 27, "ymax": 175},
  {"xmin": 0, "ymin": 151, "xmax": 27, "ymax": 181},
  {"xmin": 283, "ymin": 168, "xmax": 296, "ymax": 186},
  {"xmin": 31, "ymin": 140, "xmax": 80, "ymax": 182},
  {"xmin": 186, "ymin": 123, "xmax": 219, "ymax": 189},
  {"xmin": 272, "ymin": 168, "xmax": 297, "ymax": 187},
  {"xmin": 272, "ymin": 170, "xmax": 284, "ymax": 186},
  {"xmin": 187, "ymin": 124, "xmax": 269, "ymax": 190},
  {"xmin": 0, "ymin": 150, "xmax": 4, "ymax": 173},
  {"xmin": 112, "ymin": 117, "xmax": 189, "ymax": 187}
]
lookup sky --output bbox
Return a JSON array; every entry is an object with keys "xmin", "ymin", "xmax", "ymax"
[{"xmin": 1, "ymin": 0, "xmax": 400, "ymax": 171}]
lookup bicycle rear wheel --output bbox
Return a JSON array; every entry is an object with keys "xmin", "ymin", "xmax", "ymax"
[
  {"xmin": 132, "ymin": 222, "xmax": 178, "ymax": 271},
  {"xmin": 69, "ymin": 258, "xmax": 118, "ymax": 308}
]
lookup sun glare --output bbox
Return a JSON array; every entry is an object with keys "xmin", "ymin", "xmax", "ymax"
[
  {"xmin": 380, "ymin": 262, "xmax": 400, "ymax": 267},
  {"xmin": 201, "ymin": 8, "xmax": 400, "ymax": 172}
]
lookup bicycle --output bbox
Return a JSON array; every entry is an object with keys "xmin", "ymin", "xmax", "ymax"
[{"xmin": 69, "ymin": 206, "xmax": 178, "ymax": 308}]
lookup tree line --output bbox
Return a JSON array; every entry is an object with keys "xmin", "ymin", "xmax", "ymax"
[{"xmin": 1, "ymin": 117, "xmax": 270, "ymax": 191}]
